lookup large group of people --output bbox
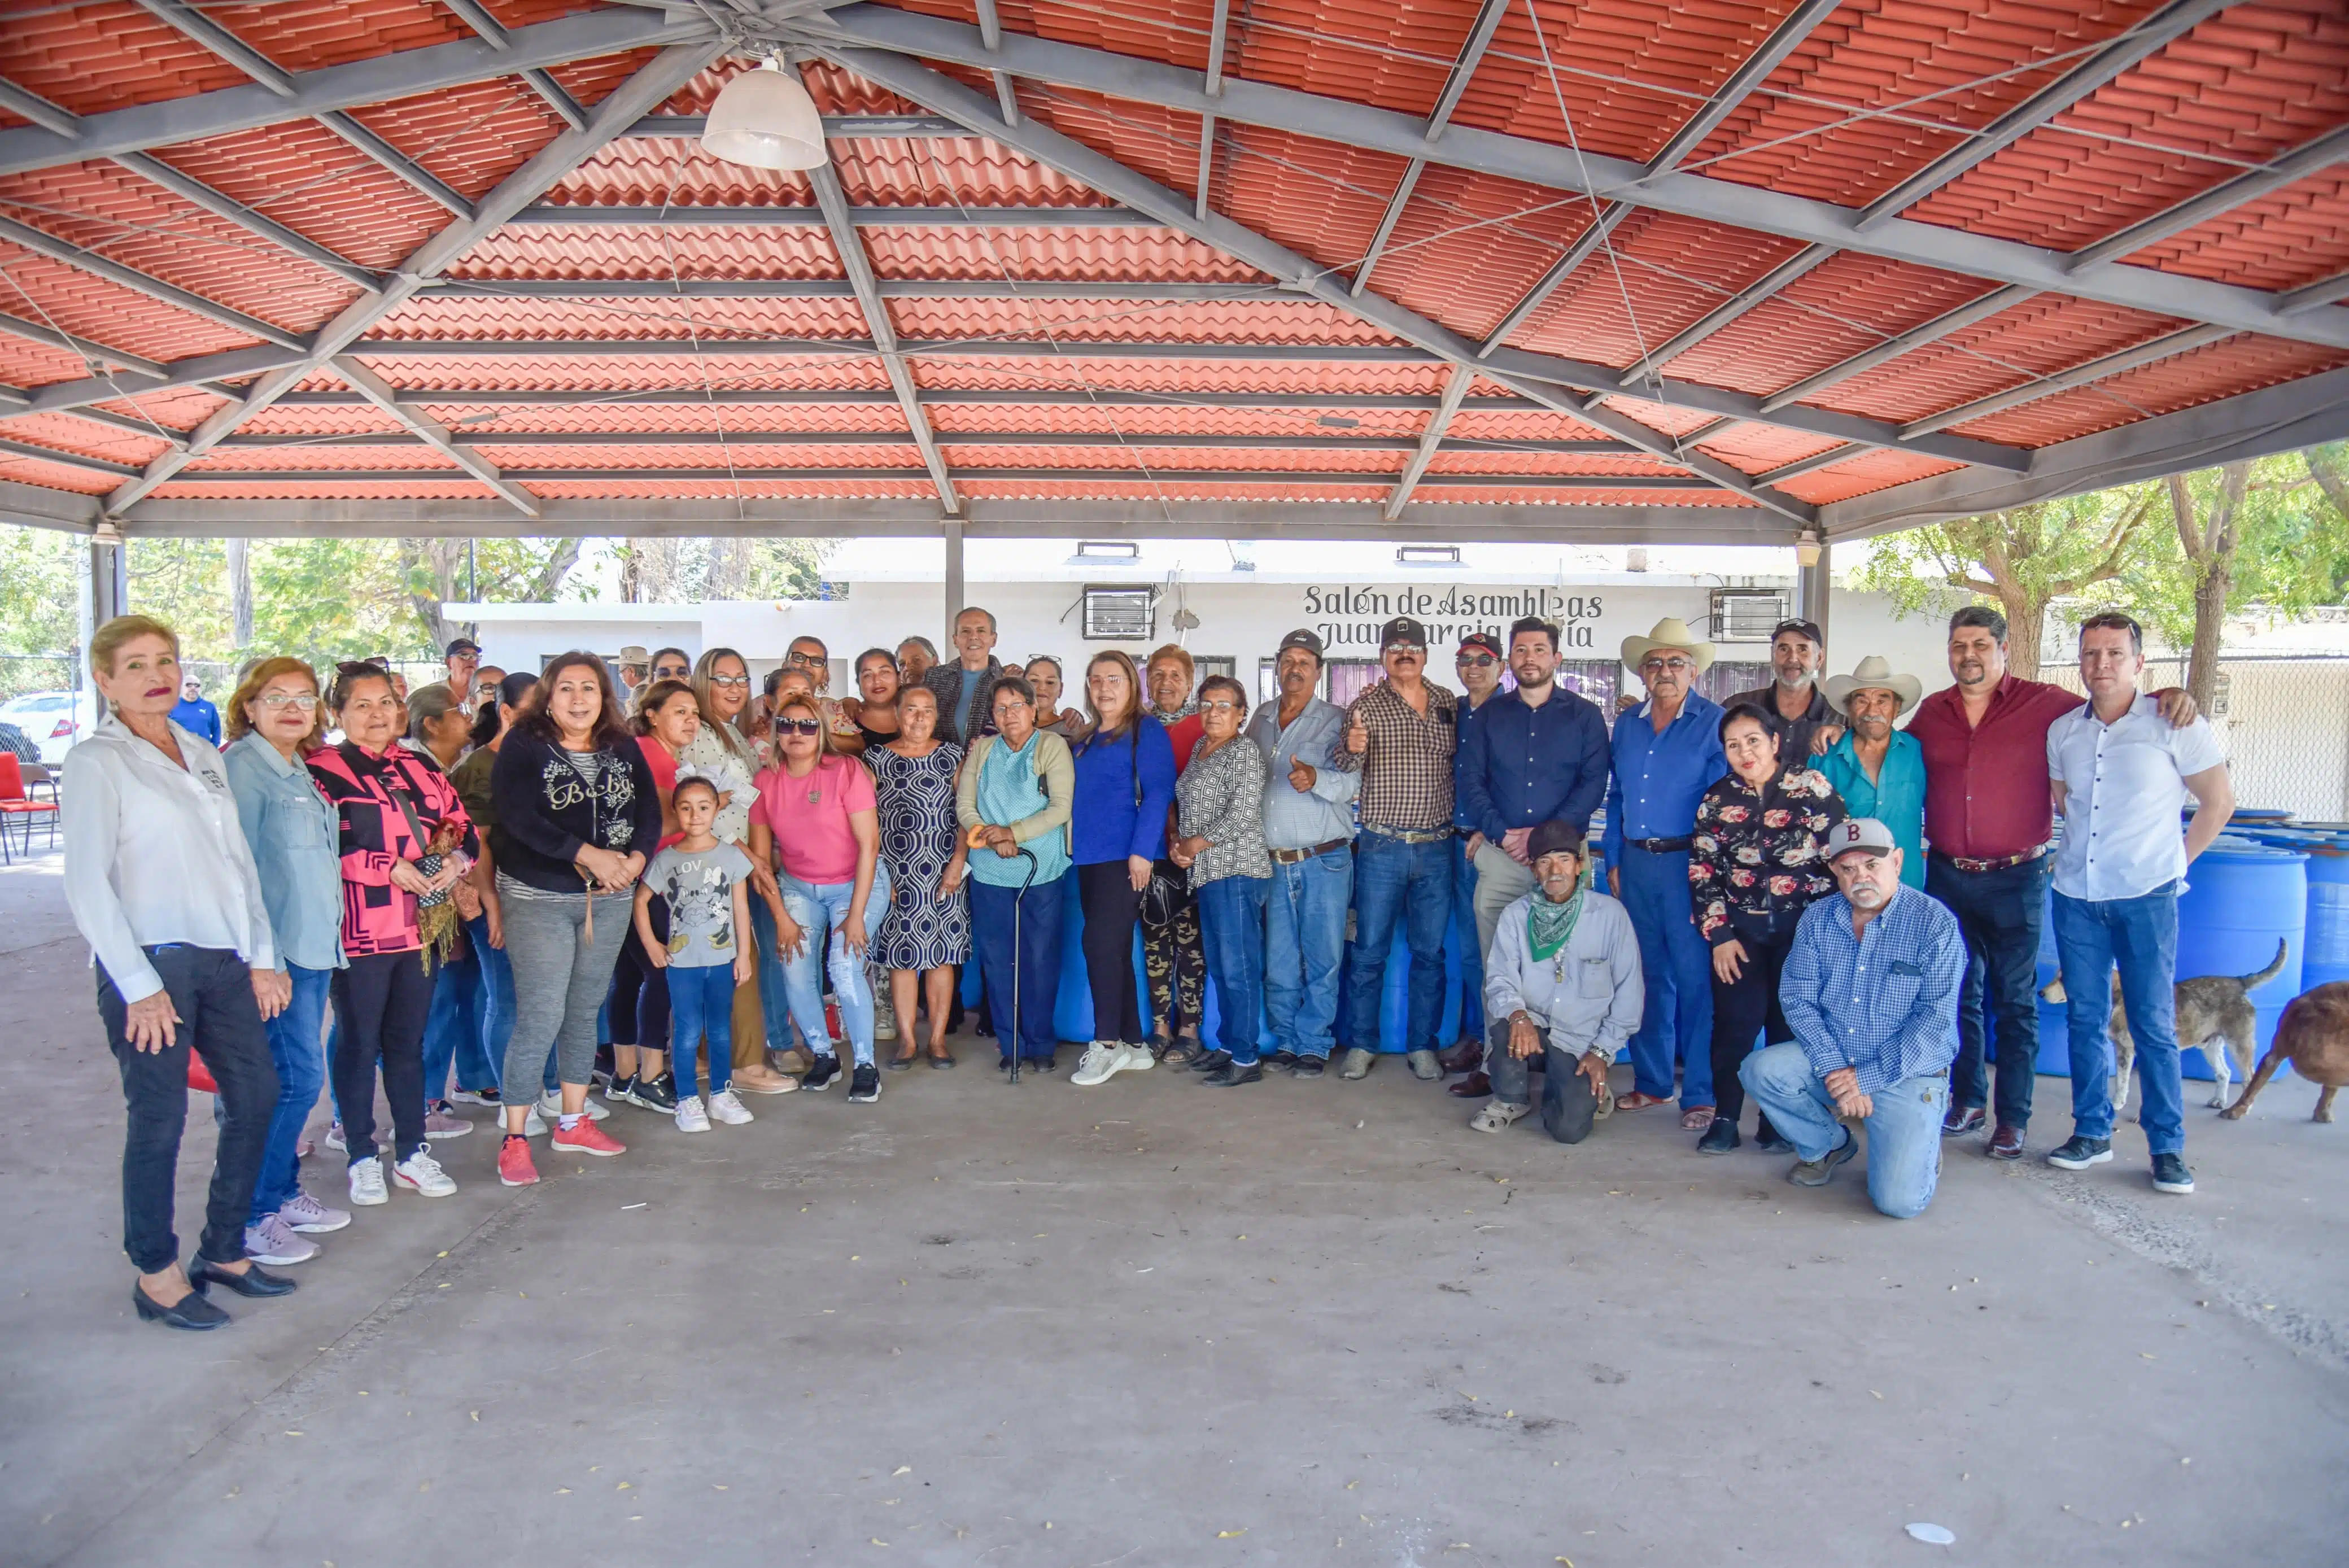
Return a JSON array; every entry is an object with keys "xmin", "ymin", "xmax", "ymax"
[{"xmin": 62, "ymin": 592, "xmax": 2236, "ymax": 1330}]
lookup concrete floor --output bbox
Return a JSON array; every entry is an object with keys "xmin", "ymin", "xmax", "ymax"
[{"xmin": 3, "ymin": 849, "xmax": 2344, "ymax": 1568}]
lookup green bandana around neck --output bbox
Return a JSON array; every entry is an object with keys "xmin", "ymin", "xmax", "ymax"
[{"xmin": 1527, "ymin": 884, "xmax": 1586, "ymax": 962}]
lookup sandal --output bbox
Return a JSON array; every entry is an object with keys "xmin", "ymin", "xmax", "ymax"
[
  {"xmin": 1160, "ymin": 1038, "xmax": 1206, "ymax": 1067},
  {"xmin": 1612, "ymin": 1091, "xmax": 1672, "ymax": 1112},
  {"xmin": 1679, "ymin": 1104, "xmax": 1716, "ymax": 1132}
]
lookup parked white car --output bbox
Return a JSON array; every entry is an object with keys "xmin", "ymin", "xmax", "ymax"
[{"xmin": 0, "ymin": 690, "xmax": 99, "ymax": 766}]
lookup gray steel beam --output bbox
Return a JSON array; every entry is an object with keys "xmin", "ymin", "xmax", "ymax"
[
  {"xmin": 161, "ymin": 465, "xmax": 1718, "ymax": 487},
  {"xmin": 432, "ymin": 0, "xmax": 592, "ymax": 131},
  {"xmin": 1383, "ymin": 363, "xmax": 1474, "ymax": 520},
  {"xmin": 1823, "ymin": 363, "xmax": 2349, "ymax": 540},
  {"xmin": 513, "ymin": 202, "xmax": 1158, "ymax": 225},
  {"xmin": 0, "ymin": 309, "xmax": 166, "ymax": 377},
  {"xmin": 805, "ymin": 152, "xmax": 957, "ymax": 512},
  {"xmin": 0, "ymin": 475, "xmax": 102, "ymax": 532},
  {"xmin": 0, "ymin": 80, "xmax": 81, "ymax": 139},
  {"xmin": 130, "ymin": 0, "xmax": 296, "ymax": 97},
  {"xmin": 623, "ymin": 113, "xmax": 967, "ymax": 138},
  {"xmin": 1898, "ymin": 323, "xmax": 2234, "ymax": 440},
  {"xmin": 1350, "ymin": 0, "xmax": 1509, "ymax": 298},
  {"xmin": 798, "ymin": 5, "xmax": 2349, "ymax": 352},
  {"xmin": 1477, "ymin": 206, "xmax": 1628, "ymax": 357},
  {"xmin": 12, "ymin": 343, "xmax": 311, "ymax": 418},
  {"xmin": 1196, "ymin": 0, "xmax": 1228, "ymax": 225},
  {"xmin": 0, "ymin": 213, "xmax": 311, "ymax": 351},
  {"xmin": 329, "ymin": 353, "xmax": 540, "ymax": 516},
  {"xmin": 315, "ymin": 112, "xmax": 476, "ymax": 219},
  {"xmin": 219, "ymin": 428, "xmax": 1643, "ymax": 454},
  {"xmin": 111, "ymin": 493, "xmax": 1793, "ymax": 543},
  {"xmin": 0, "ymin": 434, "xmax": 141, "ymax": 477},
  {"xmin": 1855, "ymin": 0, "xmax": 2234, "ymax": 230},
  {"xmin": 2065, "ymin": 125, "xmax": 2349, "ymax": 273},
  {"xmin": 435, "ymin": 278, "xmax": 1292, "ymax": 300},
  {"xmin": 111, "ymin": 151, "xmax": 385, "ymax": 292},
  {"xmin": 0, "ymin": 7, "xmax": 713, "ymax": 177},
  {"xmin": 265, "ymin": 387, "xmax": 1541, "ymax": 411},
  {"xmin": 972, "ymin": 0, "xmax": 1020, "ymax": 125},
  {"xmin": 1753, "ymin": 444, "xmax": 1860, "ymax": 486},
  {"xmin": 1757, "ymin": 285, "xmax": 2031, "ymax": 414},
  {"xmin": 102, "ymin": 41, "xmax": 727, "ymax": 514},
  {"xmin": 2281, "ymin": 270, "xmax": 2349, "ymax": 316},
  {"xmin": 1618, "ymin": 246, "xmax": 1832, "ymax": 387}
]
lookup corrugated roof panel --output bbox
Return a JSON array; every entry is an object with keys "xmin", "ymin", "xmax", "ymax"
[
  {"xmin": 861, "ymin": 226, "xmax": 1266, "ymax": 282},
  {"xmin": 1815, "ymin": 295, "xmax": 2195, "ymax": 426},
  {"xmin": 187, "ymin": 443, "xmax": 462, "ymax": 473},
  {"xmin": 340, "ymin": 77, "xmax": 567, "ymax": 203},
  {"xmin": 1512, "ymin": 211, "xmax": 1814, "ymax": 370},
  {"xmin": 924, "ymin": 402, "xmax": 1433, "ymax": 438},
  {"xmin": 92, "ymin": 387, "xmax": 226, "ymax": 430},
  {"xmin": 906, "ymin": 355, "xmax": 1454, "ymax": 396},
  {"xmin": 1685, "ymin": 422, "xmax": 1841, "ymax": 474},
  {"xmin": 833, "ymin": 139, "xmax": 1124, "ymax": 208},
  {"xmin": 405, "ymin": 403, "xmax": 911, "ymax": 437},
  {"xmin": 887, "ymin": 296, "xmax": 1407, "ymax": 346},
  {"xmin": 344, "ymin": 352, "xmax": 896, "ymax": 394},
  {"xmin": 1231, "ymin": 0, "xmax": 1477, "ymax": 119},
  {"xmin": 0, "ymin": 452, "xmax": 117, "ymax": 494},
  {"xmin": 0, "ymin": 244, "xmax": 261, "ymax": 365},
  {"xmin": 1596, "ymin": 392, "xmax": 1726, "ymax": 442},
  {"xmin": 0, "ymin": 410, "xmax": 176, "ymax": 464},
  {"xmin": 956, "ymin": 475, "xmax": 1392, "ymax": 502},
  {"xmin": 904, "ymin": 0, "xmax": 1225, "ymax": 78},
  {"xmin": 1411, "ymin": 484, "xmax": 1760, "ymax": 507},
  {"xmin": 238, "ymin": 404, "xmax": 409, "ymax": 436},
  {"xmin": 1213, "ymin": 124, "xmax": 1414, "ymax": 276},
  {"xmin": 0, "ymin": 160, "xmax": 358, "ymax": 334},
  {"xmin": 1445, "ymin": 407, "xmax": 1615, "ymax": 442},
  {"xmin": 1019, "ymin": 88, "xmax": 1205, "ymax": 196},
  {"xmin": 1424, "ymin": 450, "xmax": 1689, "ymax": 477},
  {"xmin": 1688, "ymin": 0, "xmax": 2171, "ymax": 209},
  {"xmin": 660, "ymin": 59, "xmax": 929, "ymax": 119},
  {"xmin": 143, "ymin": 119, "xmax": 451, "ymax": 273},
  {"xmin": 1944, "ymin": 335, "xmax": 2349, "ymax": 447},
  {"xmin": 365, "ymin": 295, "xmax": 875, "ymax": 342},
  {"xmin": 1665, "ymin": 255, "xmax": 2002, "ymax": 396},
  {"xmin": 1364, "ymin": 165, "xmax": 1596, "ymax": 338},
  {"xmin": 0, "ymin": 2, "xmax": 275, "ymax": 116},
  {"xmin": 150, "ymin": 478, "xmax": 503, "ymax": 500},
  {"xmin": 0, "ymin": 334, "xmax": 93, "ymax": 388},
  {"xmin": 478, "ymin": 442, "xmax": 931, "ymax": 471},
  {"xmin": 948, "ymin": 444, "xmax": 1403, "ymax": 473},
  {"xmin": 1906, "ymin": 3, "xmax": 2349, "ymax": 264},
  {"xmin": 180, "ymin": 0, "xmax": 474, "ymax": 74},
  {"xmin": 2116, "ymin": 169, "xmax": 2349, "ymax": 294},
  {"xmin": 1772, "ymin": 448, "xmax": 1965, "ymax": 504},
  {"xmin": 548, "ymin": 144, "xmax": 815, "ymax": 210},
  {"xmin": 445, "ymin": 226, "xmax": 843, "ymax": 281},
  {"xmin": 524, "ymin": 477, "xmax": 939, "ymax": 500}
]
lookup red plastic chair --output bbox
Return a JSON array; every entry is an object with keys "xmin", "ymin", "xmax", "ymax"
[{"xmin": 0, "ymin": 752, "xmax": 59, "ymax": 861}]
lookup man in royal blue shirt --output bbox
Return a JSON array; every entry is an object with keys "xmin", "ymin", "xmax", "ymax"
[
  {"xmin": 1438, "ymin": 631, "xmax": 1507, "ymax": 1085},
  {"xmin": 1602, "ymin": 618, "xmax": 1726, "ymax": 1124},
  {"xmin": 170, "ymin": 675, "xmax": 222, "ymax": 747}
]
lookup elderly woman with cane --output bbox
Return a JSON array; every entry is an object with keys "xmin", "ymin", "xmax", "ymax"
[{"xmin": 956, "ymin": 675, "xmax": 1074, "ymax": 1074}]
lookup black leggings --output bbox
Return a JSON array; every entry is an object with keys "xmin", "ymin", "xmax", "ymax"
[
  {"xmin": 1709, "ymin": 912, "xmax": 1794, "ymax": 1137},
  {"xmin": 333, "ymin": 950, "xmax": 432, "ymax": 1165},
  {"xmin": 1077, "ymin": 859, "xmax": 1143, "ymax": 1045},
  {"xmin": 606, "ymin": 894, "xmax": 671, "ymax": 1054}
]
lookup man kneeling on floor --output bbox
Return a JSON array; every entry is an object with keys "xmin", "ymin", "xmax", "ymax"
[
  {"xmin": 1744, "ymin": 818, "xmax": 1962, "ymax": 1217},
  {"xmin": 1470, "ymin": 819, "xmax": 1641, "ymax": 1143}
]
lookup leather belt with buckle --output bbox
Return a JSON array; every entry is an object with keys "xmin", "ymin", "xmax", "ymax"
[
  {"xmin": 1934, "ymin": 843, "xmax": 2052, "ymax": 874},
  {"xmin": 1627, "ymin": 836, "xmax": 1693, "ymax": 853},
  {"xmin": 1361, "ymin": 824, "xmax": 1453, "ymax": 845},
  {"xmin": 1268, "ymin": 837, "xmax": 1351, "ymax": 865}
]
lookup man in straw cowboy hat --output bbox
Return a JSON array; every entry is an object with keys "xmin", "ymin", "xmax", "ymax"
[
  {"xmin": 1601, "ymin": 617, "xmax": 1727, "ymax": 1126},
  {"xmin": 1816, "ymin": 655, "xmax": 1927, "ymax": 888}
]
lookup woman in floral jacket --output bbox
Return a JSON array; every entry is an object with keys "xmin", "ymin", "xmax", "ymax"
[{"xmin": 1687, "ymin": 701, "xmax": 1846, "ymax": 1155}]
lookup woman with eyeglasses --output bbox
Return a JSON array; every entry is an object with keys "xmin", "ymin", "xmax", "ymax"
[
  {"xmin": 870, "ymin": 683, "xmax": 968, "ymax": 1069},
  {"xmin": 679, "ymin": 648, "xmax": 793, "ymax": 1096},
  {"xmin": 1168, "ymin": 675, "xmax": 1273, "ymax": 1085},
  {"xmin": 308, "ymin": 661, "xmax": 478, "ymax": 1208},
  {"xmin": 1067, "ymin": 650, "xmax": 1177, "ymax": 1089},
  {"xmin": 221, "ymin": 657, "xmax": 349, "ymax": 1267},
  {"xmin": 601, "ymin": 677, "xmax": 700, "ymax": 1113},
  {"xmin": 785, "ymin": 635, "xmax": 866, "ymax": 755},
  {"xmin": 749, "ymin": 695, "xmax": 890, "ymax": 1102}
]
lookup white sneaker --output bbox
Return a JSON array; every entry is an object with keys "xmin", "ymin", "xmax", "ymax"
[
  {"xmin": 521, "ymin": 1106, "xmax": 548, "ymax": 1138},
  {"xmin": 707, "ymin": 1089, "xmax": 754, "ymax": 1125},
  {"xmin": 324, "ymin": 1119, "xmax": 347, "ymax": 1152},
  {"xmin": 1113, "ymin": 1041, "xmax": 1155, "ymax": 1074},
  {"xmin": 348, "ymin": 1156, "xmax": 388, "ymax": 1206},
  {"xmin": 674, "ymin": 1096, "xmax": 710, "ymax": 1133},
  {"xmin": 538, "ymin": 1090, "xmax": 609, "ymax": 1122},
  {"xmin": 1071, "ymin": 1042, "xmax": 1122, "ymax": 1087},
  {"xmin": 393, "ymin": 1148, "xmax": 456, "ymax": 1198}
]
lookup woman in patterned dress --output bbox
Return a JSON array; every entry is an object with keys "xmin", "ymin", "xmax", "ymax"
[
  {"xmin": 869, "ymin": 684, "xmax": 969, "ymax": 1068},
  {"xmin": 1687, "ymin": 701, "xmax": 1847, "ymax": 1155}
]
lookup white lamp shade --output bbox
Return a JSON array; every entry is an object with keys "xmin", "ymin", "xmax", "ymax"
[{"xmin": 701, "ymin": 63, "xmax": 826, "ymax": 171}]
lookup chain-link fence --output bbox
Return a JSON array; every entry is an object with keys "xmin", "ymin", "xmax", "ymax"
[
  {"xmin": 2042, "ymin": 655, "xmax": 2349, "ymax": 822},
  {"xmin": 0, "ymin": 653, "xmax": 79, "ymax": 703}
]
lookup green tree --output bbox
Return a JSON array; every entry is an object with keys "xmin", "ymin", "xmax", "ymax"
[{"xmin": 0, "ymin": 526, "xmax": 82, "ymax": 697}]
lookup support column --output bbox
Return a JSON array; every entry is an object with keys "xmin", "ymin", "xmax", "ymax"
[
  {"xmin": 90, "ymin": 536, "xmax": 126, "ymax": 624},
  {"xmin": 942, "ymin": 518, "xmax": 965, "ymax": 650},
  {"xmin": 1797, "ymin": 536, "xmax": 1831, "ymax": 649}
]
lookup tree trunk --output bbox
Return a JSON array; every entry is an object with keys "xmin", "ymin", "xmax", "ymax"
[
  {"xmin": 529, "ymin": 538, "xmax": 582, "ymax": 602},
  {"xmin": 2185, "ymin": 550, "xmax": 2229, "ymax": 713},
  {"xmin": 225, "ymin": 536, "xmax": 253, "ymax": 649},
  {"xmin": 2169, "ymin": 463, "xmax": 2250, "ymax": 715},
  {"xmin": 1998, "ymin": 587, "xmax": 2044, "ymax": 682}
]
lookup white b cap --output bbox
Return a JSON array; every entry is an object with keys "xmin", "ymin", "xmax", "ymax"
[{"xmin": 1827, "ymin": 818, "xmax": 1899, "ymax": 862}]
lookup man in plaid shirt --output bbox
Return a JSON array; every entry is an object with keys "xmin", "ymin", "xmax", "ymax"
[{"xmin": 1330, "ymin": 616, "xmax": 1457, "ymax": 1082}]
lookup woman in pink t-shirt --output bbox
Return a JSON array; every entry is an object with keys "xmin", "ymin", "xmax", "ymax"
[{"xmin": 748, "ymin": 696, "xmax": 890, "ymax": 1102}]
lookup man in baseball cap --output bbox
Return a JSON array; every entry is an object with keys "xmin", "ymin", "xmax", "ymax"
[
  {"xmin": 1738, "ymin": 816, "xmax": 1964, "ymax": 1218},
  {"xmin": 1723, "ymin": 617, "xmax": 1835, "ymax": 761},
  {"xmin": 443, "ymin": 636, "xmax": 481, "ymax": 710},
  {"xmin": 1468, "ymin": 819, "xmax": 1640, "ymax": 1145}
]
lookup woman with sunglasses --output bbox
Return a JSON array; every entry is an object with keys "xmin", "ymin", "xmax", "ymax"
[
  {"xmin": 221, "ymin": 657, "xmax": 348, "ymax": 1266},
  {"xmin": 749, "ymin": 696, "xmax": 890, "ymax": 1102}
]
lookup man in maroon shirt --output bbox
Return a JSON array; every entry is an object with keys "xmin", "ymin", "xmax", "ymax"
[{"xmin": 1908, "ymin": 606, "xmax": 2193, "ymax": 1159}]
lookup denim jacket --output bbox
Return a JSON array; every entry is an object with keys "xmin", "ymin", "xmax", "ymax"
[{"xmin": 222, "ymin": 730, "xmax": 346, "ymax": 973}]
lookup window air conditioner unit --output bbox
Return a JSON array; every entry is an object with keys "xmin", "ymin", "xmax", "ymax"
[
  {"xmin": 1711, "ymin": 588, "xmax": 1789, "ymax": 644},
  {"xmin": 1082, "ymin": 586, "xmax": 1156, "ymax": 640},
  {"xmin": 1396, "ymin": 545, "xmax": 1461, "ymax": 566}
]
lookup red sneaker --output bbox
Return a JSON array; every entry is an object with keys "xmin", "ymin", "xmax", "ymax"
[
  {"xmin": 551, "ymin": 1116, "xmax": 626, "ymax": 1158},
  {"xmin": 497, "ymin": 1135, "xmax": 539, "ymax": 1187}
]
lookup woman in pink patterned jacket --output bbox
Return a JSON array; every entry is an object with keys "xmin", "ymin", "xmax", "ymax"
[{"xmin": 309, "ymin": 661, "xmax": 478, "ymax": 1209}]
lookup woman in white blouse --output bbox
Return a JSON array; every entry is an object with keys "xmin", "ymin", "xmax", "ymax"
[{"xmin": 62, "ymin": 615, "xmax": 299, "ymax": 1331}]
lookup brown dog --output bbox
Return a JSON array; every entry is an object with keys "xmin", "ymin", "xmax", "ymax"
[
  {"xmin": 2041, "ymin": 940, "xmax": 2288, "ymax": 1111},
  {"xmin": 2221, "ymin": 981, "xmax": 2349, "ymax": 1123}
]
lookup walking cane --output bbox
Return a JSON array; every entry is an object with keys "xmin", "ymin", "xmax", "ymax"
[{"xmin": 1007, "ymin": 847, "xmax": 1039, "ymax": 1085}]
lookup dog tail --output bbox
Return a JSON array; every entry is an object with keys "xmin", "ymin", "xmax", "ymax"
[{"xmin": 2239, "ymin": 937, "xmax": 2289, "ymax": 991}]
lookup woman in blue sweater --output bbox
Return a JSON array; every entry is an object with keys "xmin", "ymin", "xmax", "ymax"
[{"xmin": 1068, "ymin": 650, "xmax": 1177, "ymax": 1088}]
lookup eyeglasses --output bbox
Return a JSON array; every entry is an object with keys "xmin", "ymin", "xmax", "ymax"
[
  {"xmin": 1200, "ymin": 698, "xmax": 1244, "ymax": 714},
  {"xmin": 255, "ymin": 693, "xmax": 320, "ymax": 711},
  {"xmin": 653, "ymin": 665, "xmax": 691, "ymax": 680},
  {"xmin": 1640, "ymin": 656, "xmax": 1695, "ymax": 673},
  {"xmin": 774, "ymin": 718, "xmax": 822, "ymax": 736},
  {"xmin": 708, "ymin": 674, "xmax": 750, "ymax": 689},
  {"xmin": 1455, "ymin": 653, "xmax": 1496, "ymax": 668},
  {"xmin": 785, "ymin": 650, "xmax": 826, "ymax": 668}
]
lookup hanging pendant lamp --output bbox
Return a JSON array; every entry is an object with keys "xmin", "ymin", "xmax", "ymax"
[{"xmin": 701, "ymin": 58, "xmax": 826, "ymax": 171}]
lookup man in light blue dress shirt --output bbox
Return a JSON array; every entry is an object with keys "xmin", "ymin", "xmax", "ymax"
[{"xmin": 1602, "ymin": 619, "xmax": 1726, "ymax": 1123}]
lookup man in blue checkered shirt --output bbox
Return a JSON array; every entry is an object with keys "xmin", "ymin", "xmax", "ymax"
[{"xmin": 1741, "ymin": 817, "xmax": 1963, "ymax": 1218}]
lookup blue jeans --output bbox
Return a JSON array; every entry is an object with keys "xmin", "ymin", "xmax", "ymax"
[
  {"xmin": 774, "ymin": 864, "xmax": 891, "ymax": 1067},
  {"xmin": 1618, "ymin": 844, "xmax": 1714, "ymax": 1103},
  {"xmin": 666, "ymin": 962, "xmax": 736, "ymax": 1100},
  {"xmin": 1265, "ymin": 844, "xmax": 1351, "ymax": 1059},
  {"xmin": 1198, "ymin": 874, "xmax": 1269, "ymax": 1065},
  {"xmin": 2051, "ymin": 882, "xmax": 2185, "ymax": 1155},
  {"xmin": 420, "ymin": 941, "xmax": 479, "ymax": 1106},
  {"xmin": 464, "ymin": 912, "xmax": 521, "ymax": 1094},
  {"xmin": 1453, "ymin": 836, "xmax": 1484, "ymax": 1041},
  {"xmin": 1740, "ymin": 1042, "xmax": 1948, "ymax": 1219},
  {"xmin": 1347, "ymin": 830, "xmax": 1451, "ymax": 1054},
  {"xmin": 972, "ymin": 874, "xmax": 1064, "ymax": 1063},
  {"xmin": 251, "ymin": 963, "xmax": 331, "ymax": 1223}
]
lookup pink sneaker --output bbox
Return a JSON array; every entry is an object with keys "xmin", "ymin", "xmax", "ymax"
[
  {"xmin": 550, "ymin": 1116, "xmax": 626, "ymax": 1158},
  {"xmin": 497, "ymin": 1135, "xmax": 539, "ymax": 1187}
]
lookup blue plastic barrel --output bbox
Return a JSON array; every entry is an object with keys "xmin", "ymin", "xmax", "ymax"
[
  {"xmin": 2302, "ymin": 844, "xmax": 2349, "ymax": 995},
  {"xmin": 2226, "ymin": 807, "xmax": 2296, "ymax": 826},
  {"xmin": 2177, "ymin": 843, "xmax": 2307, "ymax": 1073}
]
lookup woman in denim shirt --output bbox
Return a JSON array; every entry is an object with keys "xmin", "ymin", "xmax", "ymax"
[{"xmin": 221, "ymin": 657, "xmax": 351, "ymax": 1266}]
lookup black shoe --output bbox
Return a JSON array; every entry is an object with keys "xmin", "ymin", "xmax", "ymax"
[
  {"xmin": 2047, "ymin": 1134, "xmax": 2113, "ymax": 1171},
  {"xmin": 1696, "ymin": 1117, "xmax": 1740, "ymax": 1155},
  {"xmin": 606, "ymin": 1072, "xmax": 636, "ymax": 1106},
  {"xmin": 801, "ymin": 1054, "xmax": 841, "ymax": 1091},
  {"xmin": 1190, "ymin": 1049, "xmax": 1233, "ymax": 1075},
  {"xmin": 1267, "ymin": 1049, "xmax": 1298, "ymax": 1069},
  {"xmin": 189, "ymin": 1257, "xmax": 298, "ymax": 1298},
  {"xmin": 1028, "ymin": 1052, "xmax": 1057, "ymax": 1075},
  {"xmin": 134, "ymin": 1281, "xmax": 231, "ymax": 1330},
  {"xmin": 1290, "ymin": 1054, "xmax": 1326, "ymax": 1080},
  {"xmin": 973, "ymin": 1014, "xmax": 996, "ymax": 1037},
  {"xmin": 848, "ymin": 1064, "xmax": 882, "ymax": 1103},
  {"xmin": 1203, "ymin": 1060, "xmax": 1263, "ymax": 1087},
  {"xmin": 2151, "ymin": 1152, "xmax": 2195, "ymax": 1194},
  {"xmin": 632, "ymin": 1072, "xmax": 678, "ymax": 1112}
]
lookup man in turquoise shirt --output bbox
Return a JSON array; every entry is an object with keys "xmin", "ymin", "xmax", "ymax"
[{"xmin": 1818, "ymin": 656, "xmax": 1927, "ymax": 888}]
